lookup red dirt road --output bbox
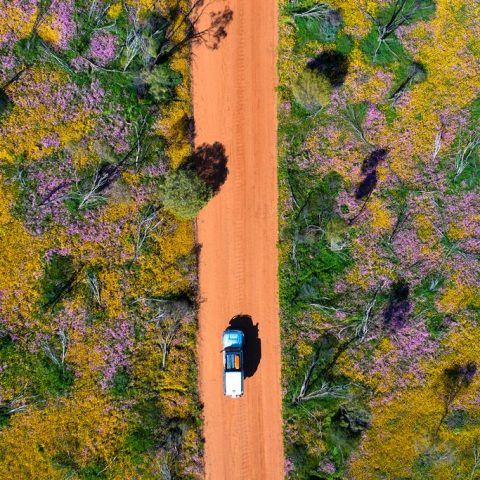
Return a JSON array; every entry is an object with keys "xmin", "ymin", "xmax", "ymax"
[{"xmin": 193, "ymin": 0, "xmax": 284, "ymax": 478}]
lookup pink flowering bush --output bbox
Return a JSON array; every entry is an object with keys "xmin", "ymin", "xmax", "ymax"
[
  {"xmin": 87, "ymin": 31, "xmax": 117, "ymax": 66},
  {"xmin": 279, "ymin": 0, "xmax": 480, "ymax": 478},
  {"xmin": 47, "ymin": 0, "xmax": 76, "ymax": 49},
  {"xmin": 0, "ymin": 0, "xmax": 204, "ymax": 477}
]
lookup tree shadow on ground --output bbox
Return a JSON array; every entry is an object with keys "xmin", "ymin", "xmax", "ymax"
[
  {"xmin": 227, "ymin": 314, "xmax": 261, "ymax": 378},
  {"xmin": 201, "ymin": 4, "xmax": 234, "ymax": 51},
  {"xmin": 192, "ymin": 142, "xmax": 229, "ymax": 193},
  {"xmin": 307, "ymin": 50, "xmax": 349, "ymax": 87}
]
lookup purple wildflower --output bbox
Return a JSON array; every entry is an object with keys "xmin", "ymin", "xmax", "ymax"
[
  {"xmin": 284, "ymin": 458, "xmax": 295, "ymax": 476},
  {"xmin": 321, "ymin": 461, "xmax": 337, "ymax": 474},
  {"xmin": 88, "ymin": 31, "xmax": 117, "ymax": 67},
  {"xmin": 40, "ymin": 134, "xmax": 60, "ymax": 149},
  {"xmin": 83, "ymin": 79, "xmax": 105, "ymax": 111},
  {"xmin": 99, "ymin": 317, "xmax": 134, "ymax": 389},
  {"xmin": 49, "ymin": 0, "xmax": 76, "ymax": 49},
  {"xmin": 71, "ymin": 56, "xmax": 90, "ymax": 71},
  {"xmin": 364, "ymin": 103, "xmax": 384, "ymax": 130},
  {"xmin": 44, "ymin": 247, "xmax": 70, "ymax": 261}
]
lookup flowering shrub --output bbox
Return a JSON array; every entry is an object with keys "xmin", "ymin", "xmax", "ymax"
[
  {"xmin": 279, "ymin": 0, "xmax": 480, "ymax": 478},
  {"xmin": 87, "ymin": 31, "xmax": 117, "ymax": 66},
  {"xmin": 0, "ymin": 0, "xmax": 204, "ymax": 478},
  {"xmin": 38, "ymin": 0, "xmax": 75, "ymax": 50},
  {"xmin": 0, "ymin": 0, "xmax": 37, "ymax": 48}
]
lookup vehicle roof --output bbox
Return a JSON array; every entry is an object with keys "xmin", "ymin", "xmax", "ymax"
[
  {"xmin": 222, "ymin": 329, "xmax": 244, "ymax": 348},
  {"xmin": 224, "ymin": 371, "xmax": 243, "ymax": 397}
]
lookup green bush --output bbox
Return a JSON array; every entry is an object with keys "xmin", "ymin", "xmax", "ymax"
[
  {"xmin": 41, "ymin": 253, "xmax": 76, "ymax": 306},
  {"xmin": 141, "ymin": 64, "xmax": 182, "ymax": 103},
  {"xmin": 0, "ymin": 89, "xmax": 10, "ymax": 116},
  {"xmin": 292, "ymin": 70, "xmax": 332, "ymax": 112},
  {"xmin": 280, "ymin": 172, "xmax": 350, "ymax": 311},
  {"xmin": 389, "ymin": 61, "xmax": 427, "ymax": 101},
  {"xmin": 13, "ymin": 36, "xmax": 41, "ymax": 65},
  {"xmin": 0, "ymin": 338, "xmax": 73, "ymax": 427},
  {"xmin": 361, "ymin": 0, "xmax": 435, "ymax": 65},
  {"xmin": 293, "ymin": 4, "xmax": 342, "ymax": 43},
  {"xmin": 162, "ymin": 168, "xmax": 213, "ymax": 220}
]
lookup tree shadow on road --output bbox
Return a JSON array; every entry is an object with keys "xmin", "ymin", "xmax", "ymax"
[
  {"xmin": 192, "ymin": 142, "xmax": 229, "ymax": 193},
  {"xmin": 228, "ymin": 314, "xmax": 261, "ymax": 378}
]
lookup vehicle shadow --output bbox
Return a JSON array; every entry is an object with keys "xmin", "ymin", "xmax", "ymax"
[{"xmin": 228, "ymin": 314, "xmax": 261, "ymax": 378}]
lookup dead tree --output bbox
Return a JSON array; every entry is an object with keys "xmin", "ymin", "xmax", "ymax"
[
  {"xmin": 0, "ymin": 383, "xmax": 42, "ymax": 419},
  {"xmin": 75, "ymin": 168, "xmax": 111, "ymax": 210},
  {"xmin": 141, "ymin": 298, "xmax": 191, "ymax": 369},
  {"xmin": 368, "ymin": 0, "xmax": 435, "ymax": 62},
  {"xmin": 454, "ymin": 130, "xmax": 479, "ymax": 181},
  {"xmin": 85, "ymin": 270, "xmax": 102, "ymax": 306},
  {"xmin": 389, "ymin": 62, "xmax": 426, "ymax": 102},
  {"xmin": 158, "ymin": 315, "xmax": 182, "ymax": 370},
  {"xmin": 342, "ymin": 104, "xmax": 373, "ymax": 147},
  {"xmin": 42, "ymin": 328, "xmax": 70, "ymax": 380},
  {"xmin": 72, "ymin": 111, "xmax": 153, "ymax": 209},
  {"xmin": 292, "ymin": 349, "xmax": 347, "ymax": 403},
  {"xmin": 292, "ymin": 336, "xmax": 352, "ymax": 404},
  {"xmin": 355, "ymin": 284, "xmax": 383, "ymax": 341},
  {"xmin": 133, "ymin": 207, "xmax": 164, "ymax": 261},
  {"xmin": 470, "ymin": 443, "xmax": 480, "ymax": 480}
]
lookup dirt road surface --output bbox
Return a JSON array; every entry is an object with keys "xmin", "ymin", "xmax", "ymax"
[{"xmin": 192, "ymin": 0, "xmax": 284, "ymax": 478}]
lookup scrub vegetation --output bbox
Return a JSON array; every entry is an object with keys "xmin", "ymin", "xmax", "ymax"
[
  {"xmin": 0, "ymin": 0, "xmax": 234, "ymax": 477},
  {"xmin": 278, "ymin": 1, "xmax": 480, "ymax": 478}
]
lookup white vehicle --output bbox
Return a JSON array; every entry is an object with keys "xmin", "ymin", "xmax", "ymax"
[{"xmin": 222, "ymin": 329, "xmax": 244, "ymax": 398}]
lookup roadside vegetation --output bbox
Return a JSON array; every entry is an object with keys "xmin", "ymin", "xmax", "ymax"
[
  {"xmin": 0, "ymin": 0, "xmax": 231, "ymax": 477},
  {"xmin": 278, "ymin": 1, "xmax": 480, "ymax": 478}
]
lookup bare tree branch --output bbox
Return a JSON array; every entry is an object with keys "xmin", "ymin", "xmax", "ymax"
[{"xmin": 133, "ymin": 207, "xmax": 164, "ymax": 261}]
